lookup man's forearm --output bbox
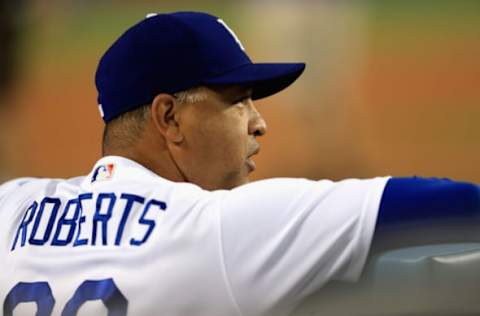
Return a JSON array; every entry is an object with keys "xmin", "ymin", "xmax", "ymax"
[{"xmin": 371, "ymin": 177, "xmax": 480, "ymax": 254}]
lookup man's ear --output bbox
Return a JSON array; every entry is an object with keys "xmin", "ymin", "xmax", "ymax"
[{"xmin": 151, "ymin": 94, "xmax": 183, "ymax": 143}]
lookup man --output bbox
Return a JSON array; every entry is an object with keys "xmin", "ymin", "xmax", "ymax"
[{"xmin": 1, "ymin": 11, "xmax": 479, "ymax": 316}]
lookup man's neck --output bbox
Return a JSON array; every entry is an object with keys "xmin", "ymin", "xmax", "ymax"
[{"xmin": 103, "ymin": 147, "xmax": 187, "ymax": 184}]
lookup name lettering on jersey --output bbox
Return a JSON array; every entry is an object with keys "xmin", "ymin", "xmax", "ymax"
[
  {"xmin": 10, "ymin": 193, "xmax": 167, "ymax": 251},
  {"xmin": 91, "ymin": 163, "xmax": 115, "ymax": 183}
]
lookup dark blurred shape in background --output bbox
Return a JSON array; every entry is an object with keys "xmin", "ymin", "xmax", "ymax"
[
  {"xmin": 0, "ymin": 0, "xmax": 25, "ymax": 104},
  {"xmin": 0, "ymin": 0, "xmax": 26, "ymax": 181}
]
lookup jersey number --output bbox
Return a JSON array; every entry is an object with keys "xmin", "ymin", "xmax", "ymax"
[{"xmin": 3, "ymin": 279, "xmax": 127, "ymax": 316}]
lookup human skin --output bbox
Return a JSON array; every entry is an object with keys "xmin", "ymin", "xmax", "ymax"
[{"xmin": 122, "ymin": 85, "xmax": 267, "ymax": 191}]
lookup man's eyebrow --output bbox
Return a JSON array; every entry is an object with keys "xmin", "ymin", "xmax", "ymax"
[
  {"xmin": 219, "ymin": 87, "xmax": 253, "ymax": 102},
  {"xmin": 235, "ymin": 88, "xmax": 253, "ymax": 99},
  {"xmin": 239, "ymin": 89, "xmax": 253, "ymax": 98},
  {"xmin": 231, "ymin": 90, "xmax": 253, "ymax": 103}
]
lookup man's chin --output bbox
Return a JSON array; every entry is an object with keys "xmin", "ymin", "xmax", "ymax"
[
  {"xmin": 196, "ymin": 175, "xmax": 248, "ymax": 191},
  {"xmin": 220, "ymin": 179, "xmax": 247, "ymax": 190},
  {"xmin": 222, "ymin": 175, "xmax": 250, "ymax": 190}
]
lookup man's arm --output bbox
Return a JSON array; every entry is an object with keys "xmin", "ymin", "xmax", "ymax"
[
  {"xmin": 218, "ymin": 177, "xmax": 388, "ymax": 315},
  {"xmin": 371, "ymin": 177, "xmax": 480, "ymax": 254}
]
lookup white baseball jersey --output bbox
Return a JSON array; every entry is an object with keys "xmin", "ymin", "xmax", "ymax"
[{"xmin": 0, "ymin": 156, "xmax": 389, "ymax": 316}]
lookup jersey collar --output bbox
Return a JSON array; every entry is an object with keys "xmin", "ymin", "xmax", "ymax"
[{"xmin": 85, "ymin": 156, "xmax": 162, "ymax": 187}]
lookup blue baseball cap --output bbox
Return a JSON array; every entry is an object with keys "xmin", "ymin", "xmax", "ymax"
[{"xmin": 95, "ymin": 11, "xmax": 306, "ymax": 123}]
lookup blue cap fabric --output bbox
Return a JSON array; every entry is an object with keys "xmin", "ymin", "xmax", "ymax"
[{"xmin": 95, "ymin": 11, "xmax": 306, "ymax": 123}]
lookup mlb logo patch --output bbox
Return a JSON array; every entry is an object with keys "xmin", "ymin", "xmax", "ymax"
[{"xmin": 91, "ymin": 163, "xmax": 115, "ymax": 183}]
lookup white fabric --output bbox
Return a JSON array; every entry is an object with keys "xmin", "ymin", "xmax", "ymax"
[{"xmin": 0, "ymin": 156, "xmax": 389, "ymax": 316}]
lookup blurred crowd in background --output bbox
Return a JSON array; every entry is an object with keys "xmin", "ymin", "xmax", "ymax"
[{"xmin": 0, "ymin": 0, "xmax": 479, "ymax": 184}]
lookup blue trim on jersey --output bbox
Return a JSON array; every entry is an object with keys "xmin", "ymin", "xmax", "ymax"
[{"xmin": 377, "ymin": 177, "xmax": 480, "ymax": 226}]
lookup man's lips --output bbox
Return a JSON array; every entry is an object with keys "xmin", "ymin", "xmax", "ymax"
[
  {"xmin": 249, "ymin": 147, "xmax": 260, "ymax": 157},
  {"xmin": 246, "ymin": 147, "xmax": 260, "ymax": 172},
  {"xmin": 246, "ymin": 158, "xmax": 256, "ymax": 172}
]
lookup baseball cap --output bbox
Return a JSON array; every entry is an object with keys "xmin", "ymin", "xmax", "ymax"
[{"xmin": 95, "ymin": 11, "xmax": 306, "ymax": 123}]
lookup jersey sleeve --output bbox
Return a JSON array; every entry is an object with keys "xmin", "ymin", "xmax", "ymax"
[
  {"xmin": 378, "ymin": 177, "xmax": 480, "ymax": 225},
  {"xmin": 217, "ymin": 177, "xmax": 389, "ymax": 316}
]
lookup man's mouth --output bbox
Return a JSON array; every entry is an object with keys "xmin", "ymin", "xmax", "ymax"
[
  {"xmin": 246, "ymin": 158, "xmax": 256, "ymax": 172},
  {"xmin": 246, "ymin": 147, "xmax": 260, "ymax": 172}
]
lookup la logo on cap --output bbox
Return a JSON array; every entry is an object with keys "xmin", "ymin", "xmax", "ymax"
[{"xmin": 217, "ymin": 19, "xmax": 245, "ymax": 51}]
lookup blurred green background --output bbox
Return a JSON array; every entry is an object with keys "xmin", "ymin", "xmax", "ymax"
[{"xmin": 0, "ymin": 0, "xmax": 479, "ymax": 183}]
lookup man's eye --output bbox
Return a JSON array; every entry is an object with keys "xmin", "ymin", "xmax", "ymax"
[{"xmin": 232, "ymin": 97, "xmax": 249, "ymax": 105}]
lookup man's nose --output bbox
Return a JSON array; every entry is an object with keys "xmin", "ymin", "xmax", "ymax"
[{"xmin": 248, "ymin": 103, "xmax": 267, "ymax": 137}]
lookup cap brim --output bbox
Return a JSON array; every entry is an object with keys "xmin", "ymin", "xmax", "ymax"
[{"xmin": 203, "ymin": 62, "xmax": 305, "ymax": 100}]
